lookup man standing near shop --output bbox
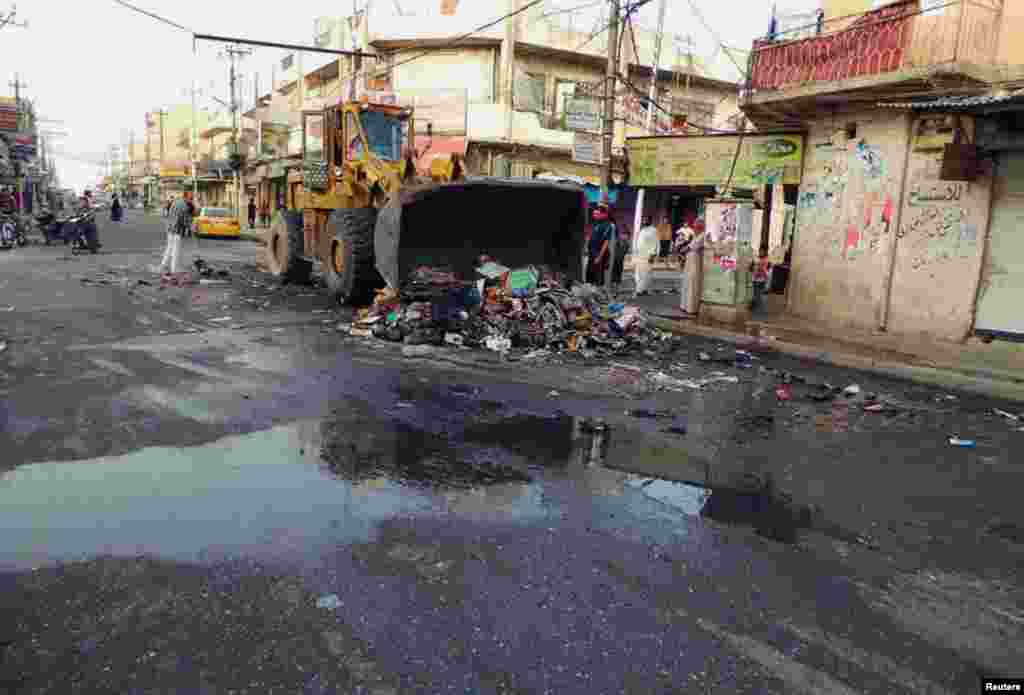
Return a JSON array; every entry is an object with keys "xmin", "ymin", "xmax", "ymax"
[
  {"xmin": 679, "ymin": 219, "xmax": 707, "ymax": 317},
  {"xmin": 587, "ymin": 203, "xmax": 615, "ymax": 285},
  {"xmin": 247, "ymin": 197, "xmax": 257, "ymax": 230}
]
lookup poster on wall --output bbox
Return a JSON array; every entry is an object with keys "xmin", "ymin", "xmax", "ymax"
[{"xmin": 626, "ymin": 133, "xmax": 805, "ymax": 188}]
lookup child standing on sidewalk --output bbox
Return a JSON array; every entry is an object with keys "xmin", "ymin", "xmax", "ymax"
[{"xmin": 751, "ymin": 251, "xmax": 771, "ymax": 313}]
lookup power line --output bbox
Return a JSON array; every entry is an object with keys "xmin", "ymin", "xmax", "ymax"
[
  {"xmin": 574, "ymin": 0, "xmax": 654, "ymax": 53},
  {"xmin": 111, "ymin": 0, "xmax": 192, "ymax": 34}
]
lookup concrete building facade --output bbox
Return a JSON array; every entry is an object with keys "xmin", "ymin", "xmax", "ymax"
[{"xmin": 742, "ymin": 0, "xmax": 1024, "ymax": 346}]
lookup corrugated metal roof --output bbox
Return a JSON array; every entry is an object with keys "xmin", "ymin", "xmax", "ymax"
[{"xmin": 879, "ymin": 90, "xmax": 1024, "ymax": 111}]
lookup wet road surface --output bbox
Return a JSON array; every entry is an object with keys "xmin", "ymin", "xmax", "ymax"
[{"xmin": 1, "ymin": 212, "xmax": 1023, "ymax": 693}]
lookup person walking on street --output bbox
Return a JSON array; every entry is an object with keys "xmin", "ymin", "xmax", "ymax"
[
  {"xmin": 110, "ymin": 195, "xmax": 123, "ymax": 223},
  {"xmin": 259, "ymin": 201, "xmax": 270, "ymax": 227},
  {"xmin": 247, "ymin": 198, "xmax": 257, "ymax": 230},
  {"xmin": 586, "ymin": 203, "xmax": 615, "ymax": 286},
  {"xmin": 164, "ymin": 198, "xmax": 172, "ymax": 218},
  {"xmin": 611, "ymin": 225, "xmax": 630, "ymax": 294},
  {"xmin": 158, "ymin": 192, "xmax": 194, "ymax": 275},
  {"xmin": 633, "ymin": 216, "xmax": 659, "ymax": 296}
]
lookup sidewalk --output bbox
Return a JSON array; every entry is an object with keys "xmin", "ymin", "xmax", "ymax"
[{"xmin": 621, "ymin": 267, "xmax": 1024, "ymax": 402}]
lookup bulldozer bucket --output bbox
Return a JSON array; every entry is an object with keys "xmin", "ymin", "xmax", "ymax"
[{"xmin": 374, "ymin": 177, "xmax": 589, "ymax": 290}]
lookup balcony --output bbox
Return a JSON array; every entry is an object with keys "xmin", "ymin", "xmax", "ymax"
[{"xmin": 745, "ymin": 0, "xmax": 1003, "ymax": 111}]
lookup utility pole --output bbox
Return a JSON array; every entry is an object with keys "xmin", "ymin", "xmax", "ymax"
[
  {"xmin": 223, "ymin": 44, "xmax": 252, "ymax": 218},
  {"xmin": 601, "ymin": 0, "xmax": 620, "ymax": 290},
  {"xmin": 156, "ymin": 108, "xmax": 167, "ymax": 206},
  {"xmin": 500, "ymin": 0, "xmax": 517, "ymax": 141},
  {"xmin": 9, "ymin": 73, "xmax": 28, "ymax": 205},
  {"xmin": 631, "ymin": 0, "xmax": 668, "ymax": 270},
  {"xmin": 0, "ymin": 4, "xmax": 28, "ymax": 31}
]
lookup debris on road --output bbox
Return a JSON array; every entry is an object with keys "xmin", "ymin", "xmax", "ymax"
[
  {"xmin": 843, "ymin": 384, "xmax": 862, "ymax": 396},
  {"xmin": 342, "ymin": 261, "xmax": 669, "ymax": 362},
  {"xmin": 993, "ymin": 409, "xmax": 1020, "ymax": 422},
  {"xmin": 627, "ymin": 408, "xmax": 666, "ymax": 419},
  {"xmin": 208, "ymin": 316, "xmax": 232, "ymax": 323},
  {"xmin": 0, "ymin": 341, "xmax": 6, "ymax": 353},
  {"xmin": 948, "ymin": 437, "xmax": 976, "ymax": 448},
  {"xmin": 775, "ymin": 384, "xmax": 792, "ymax": 401}
]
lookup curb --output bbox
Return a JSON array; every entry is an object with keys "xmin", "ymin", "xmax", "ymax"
[{"xmin": 650, "ymin": 316, "xmax": 1024, "ymax": 403}]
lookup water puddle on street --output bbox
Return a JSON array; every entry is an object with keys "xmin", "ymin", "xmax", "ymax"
[{"xmin": 0, "ymin": 403, "xmax": 819, "ymax": 571}]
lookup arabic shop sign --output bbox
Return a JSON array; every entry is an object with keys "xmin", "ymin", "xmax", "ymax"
[{"xmin": 626, "ymin": 134, "xmax": 805, "ymax": 188}]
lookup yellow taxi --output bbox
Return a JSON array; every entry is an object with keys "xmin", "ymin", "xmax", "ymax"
[{"xmin": 192, "ymin": 207, "xmax": 241, "ymax": 238}]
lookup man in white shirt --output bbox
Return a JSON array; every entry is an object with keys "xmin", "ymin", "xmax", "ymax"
[{"xmin": 633, "ymin": 216, "xmax": 659, "ymax": 296}]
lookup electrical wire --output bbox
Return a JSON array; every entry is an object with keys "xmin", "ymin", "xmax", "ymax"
[{"xmin": 111, "ymin": 0, "xmax": 193, "ymax": 33}]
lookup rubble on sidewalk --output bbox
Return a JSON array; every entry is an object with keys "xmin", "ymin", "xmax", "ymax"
[{"xmin": 344, "ymin": 260, "xmax": 671, "ymax": 362}]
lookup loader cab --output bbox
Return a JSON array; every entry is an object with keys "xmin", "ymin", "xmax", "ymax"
[{"xmin": 302, "ymin": 101, "xmax": 415, "ymax": 190}]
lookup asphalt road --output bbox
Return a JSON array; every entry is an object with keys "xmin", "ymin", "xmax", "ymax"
[{"xmin": 1, "ymin": 210, "xmax": 1022, "ymax": 694}]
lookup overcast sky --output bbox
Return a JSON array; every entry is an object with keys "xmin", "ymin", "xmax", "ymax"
[{"xmin": 0, "ymin": 0, "xmax": 811, "ymax": 192}]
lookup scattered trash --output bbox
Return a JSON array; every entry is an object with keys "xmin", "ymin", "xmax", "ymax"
[
  {"xmin": 843, "ymin": 384, "xmax": 861, "ymax": 396},
  {"xmin": 993, "ymin": 409, "xmax": 1020, "ymax": 422},
  {"xmin": 698, "ymin": 352, "xmax": 711, "ymax": 362},
  {"xmin": 208, "ymin": 316, "xmax": 232, "ymax": 323},
  {"xmin": 0, "ymin": 341, "xmax": 6, "ymax": 353},
  {"xmin": 199, "ymin": 279, "xmax": 227, "ymax": 286},
  {"xmin": 665, "ymin": 417, "xmax": 688, "ymax": 435},
  {"xmin": 2, "ymin": 306, "xmax": 14, "ymax": 312},
  {"xmin": 735, "ymin": 350, "xmax": 755, "ymax": 369},
  {"xmin": 444, "ymin": 332, "xmax": 465, "ymax": 347},
  {"xmin": 948, "ymin": 437, "xmax": 976, "ymax": 448},
  {"xmin": 775, "ymin": 384, "xmax": 792, "ymax": 401},
  {"xmin": 350, "ymin": 327, "xmax": 373, "ymax": 338},
  {"xmin": 312, "ymin": 309, "xmax": 329, "ymax": 314},
  {"xmin": 484, "ymin": 336, "xmax": 512, "ymax": 353},
  {"xmin": 335, "ymin": 323, "xmax": 351, "ymax": 332},
  {"xmin": 401, "ymin": 344, "xmax": 434, "ymax": 358},
  {"xmin": 316, "ymin": 594, "xmax": 342, "ymax": 610},
  {"xmin": 863, "ymin": 403, "xmax": 886, "ymax": 413},
  {"xmin": 627, "ymin": 408, "xmax": 664, "ymax": 419},
  {"xmin": 395, "ymin": 401, "xmax": 414, "ymax": 408},
  {"xmin": 548, "ymin": 390, "xmax": 560, "ymax": 398}
]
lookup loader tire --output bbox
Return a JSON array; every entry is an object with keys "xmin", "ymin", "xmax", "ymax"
[
  {"xmin": 324, "ymin": 208, "xmax": 383, "ymax": 305},
  {"xmin": 267, "ymin": 210, "xmax": 311, "ymax": 284}
]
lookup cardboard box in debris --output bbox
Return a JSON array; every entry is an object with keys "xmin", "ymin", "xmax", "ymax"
[{"xmin": 349, "ymin": 260, "xmax": 658, "ymax": 355}]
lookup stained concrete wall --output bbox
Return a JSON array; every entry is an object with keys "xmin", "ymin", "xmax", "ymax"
[
  {"xmin": 789, "ymin": 109, "xmax": 911, "ymax": 331},
  {"xmin": 886, "ymin": 116, "xmax": 992, "ymax": 341},
  {"xmin": 390, "ymin": 48, "xmax": 496, "ymax": 104}
]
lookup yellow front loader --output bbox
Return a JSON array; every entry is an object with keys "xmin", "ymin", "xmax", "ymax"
[{"xmin": 262, "ymin": 98, "xmax": 589, "ymax": 304}]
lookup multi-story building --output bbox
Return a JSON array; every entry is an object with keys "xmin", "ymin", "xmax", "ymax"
[
  {"xmin": 238, "ymin": 4, "xmax": 742, "ymax": 232},
  {"xmin": 740, "ymin": 0, "xmax": 1024, "ymax": 345}
]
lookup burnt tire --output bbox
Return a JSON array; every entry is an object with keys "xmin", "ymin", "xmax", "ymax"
[
  {"xmin": 324, "ymin": 208, "xmax": 382, "ymax": 305},
  {"xmin": 267, "ymin": 210, "xmax": 311, "ymax": 284}
]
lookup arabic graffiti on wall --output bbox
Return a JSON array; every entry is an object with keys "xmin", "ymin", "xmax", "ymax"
[
  {"xmin": 796, "ymin": 139, "xmax": 893, "ymax": 260},
  {"xmin": 908, "ymin": 181, "xmax": 965, "ymax": 206}
]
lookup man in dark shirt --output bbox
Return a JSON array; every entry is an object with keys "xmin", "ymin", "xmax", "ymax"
[{"xmin": 587, "ymin": 203, "xmax": 615, "ymax": 285}]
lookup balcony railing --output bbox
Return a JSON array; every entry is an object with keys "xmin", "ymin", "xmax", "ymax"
[{"xmin": 747, "ymin": 0, "xmax": 1002, "ymax": 96}]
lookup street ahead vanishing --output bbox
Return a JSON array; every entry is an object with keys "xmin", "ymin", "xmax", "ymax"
[{"xmin": 1, "ymin": 211, "xmax": 1023, "ymax": 694}]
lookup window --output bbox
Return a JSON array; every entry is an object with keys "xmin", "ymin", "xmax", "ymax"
[
  {"xmin": 672, "ymin": 98, "xmax": 715, "ymax": 128},
  {"xmin": 203, "ymin": 208, "xmax": 230, "ymax": 218},
  {"xmin": 359, "ymin": 110, "xmax": 404, "ymax": 162},
  {"xmin": 555, "ymin": 81, "xmax": 577, "ymax": 119},
  {"xmin": 514, "ymin": 71, "xmax": 546, "ymax": 113}
]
